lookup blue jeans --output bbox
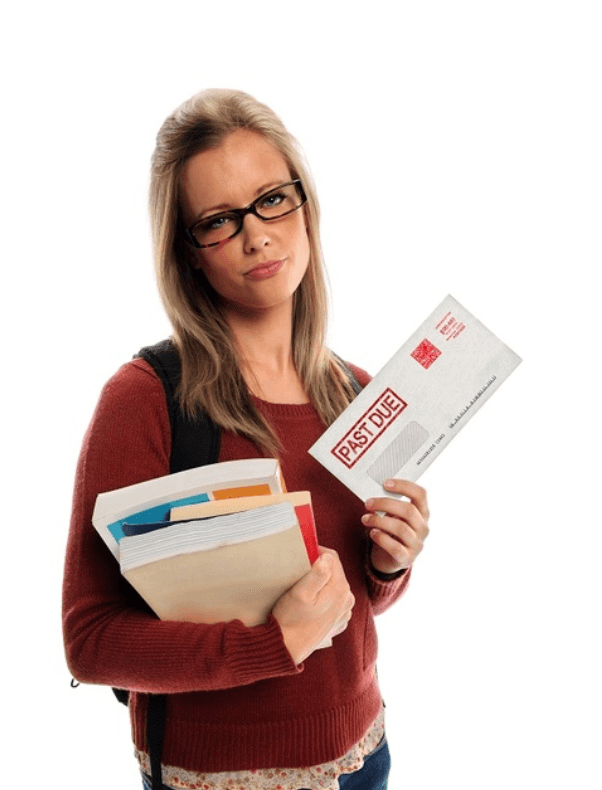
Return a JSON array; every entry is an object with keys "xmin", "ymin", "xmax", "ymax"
[
  {"xmin": 141, "ymin": 735, "xmax": 390, "ymax": 790},
  {"xmin": 337, "ymin": 734, "xmax": 390, "ymax": 790}
]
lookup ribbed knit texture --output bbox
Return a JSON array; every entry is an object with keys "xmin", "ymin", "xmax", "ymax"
[{"xmin": 62, "ymin": 358, "xmax": 411, "ymax": 773}]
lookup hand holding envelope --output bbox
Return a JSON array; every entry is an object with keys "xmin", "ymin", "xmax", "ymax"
[{"xmin": 362, "ymin": 479, "xmax": 430, "ymax": 575}]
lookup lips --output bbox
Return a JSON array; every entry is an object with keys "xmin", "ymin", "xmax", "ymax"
[{"xmin": 244, "ymin": 259, "xmax": 286, "ymax": 280}]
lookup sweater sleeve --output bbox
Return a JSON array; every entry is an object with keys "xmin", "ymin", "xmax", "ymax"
[
  {"xmin": 62, "ymin": 360, "xmax": 301, "ymax": 695},
  {"xmin": 365, "ymin": 562, "xmax": 412, "ymax": 615}
]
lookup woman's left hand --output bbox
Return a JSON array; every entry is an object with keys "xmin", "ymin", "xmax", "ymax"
[{"xmin": 362, "ymin": 479, "xmax": 430, "ymax": 575}]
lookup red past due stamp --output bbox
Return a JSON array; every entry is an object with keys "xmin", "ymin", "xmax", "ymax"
[{"xmin": 330, "ymin": 388, "xmax": 407, "ymax": 469}]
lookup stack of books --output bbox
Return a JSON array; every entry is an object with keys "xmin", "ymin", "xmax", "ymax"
[{"xmin": 92, "ymin": 459, "xmax": 320, "ymax": 627}]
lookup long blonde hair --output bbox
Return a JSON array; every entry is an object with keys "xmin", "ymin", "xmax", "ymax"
[{"xmin": 150, "ymin": 89, "xmax": 356, "ymax": 455}]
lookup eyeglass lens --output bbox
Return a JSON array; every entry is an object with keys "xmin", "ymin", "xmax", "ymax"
[{"xmin": 191, "ymin": 183, "xmax": 303, "ymax": 247}]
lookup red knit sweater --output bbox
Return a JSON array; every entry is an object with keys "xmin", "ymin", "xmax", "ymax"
[{"xmin": 62, "ymin": 358, "xmax": 411, "ymax": 773}]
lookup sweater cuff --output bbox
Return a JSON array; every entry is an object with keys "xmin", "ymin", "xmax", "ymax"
[
  {"xmin": 365, "ymin": 546, "xmax": 413, "ymax": 614},
  {"xmin": 368, "ymin": 562, "xmax": 408, "ymax": 582},
  {"xmin": 367, "ymin": 562, "xmax": 411, "ymax": 597},
  {"xmin": 224, "ymin": 613, "xmax": 303, "ymax": 684}
]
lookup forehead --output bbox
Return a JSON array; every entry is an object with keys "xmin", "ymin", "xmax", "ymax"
[{"xmin": 179, "ymin": 129, "xmax": 291, "ymax": 219}]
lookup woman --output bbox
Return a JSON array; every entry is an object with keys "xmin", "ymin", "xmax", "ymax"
[{"xmin": 63, "ymin": 88, "xmax": 430, "ymax": 790}]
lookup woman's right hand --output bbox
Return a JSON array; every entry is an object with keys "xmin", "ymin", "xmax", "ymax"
[{"xmin": 272, "ymin": 547, "xmax": 355, "ymax": 665}]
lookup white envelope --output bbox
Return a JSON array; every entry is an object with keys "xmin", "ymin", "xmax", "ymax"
[{"xmin": 310, "ymin": 295, "xmax": 521, "ymax": 502}]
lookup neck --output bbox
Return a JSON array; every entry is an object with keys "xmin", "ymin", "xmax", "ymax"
[
  {"xmin": 224, "ymin": 301, "xmax": 308, "ymax": 404},
  {"xmin": 226, "ymin": 300, "xmax": 294, "ymax": 368}
]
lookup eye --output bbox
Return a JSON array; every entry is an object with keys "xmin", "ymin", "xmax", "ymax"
[
  {"xmin": 191, "ymin": 212, "xmax": 239, "ymax": 246},
  {"xmin": 259, "ymin": 191, "xmax": 286, "ymax": 210},
  {"xmin": 201, "ymin": 213, "xmax": 234, "ymax": 231}
]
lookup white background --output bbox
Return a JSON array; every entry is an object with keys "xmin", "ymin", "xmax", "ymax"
[{"xmin": 3, "ymin": 1, "xmax": 601, "ymax": 788}]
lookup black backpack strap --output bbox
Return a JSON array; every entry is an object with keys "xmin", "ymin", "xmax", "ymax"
[
  {"xmin": 147, "ymin": 694, "xmax": 167, "ymax": 790},
  {"xmin": 112, "ymin": 687, "xmax": 129, "ymax": 706},
  {"xmin": 132, "ymin": 340, "xmax": 222, "ymax": 788},
  {"xmin": 135, "ymin": 339, "xmax": 221, "ymax": 473},
  {"xmin": 332, "ymin": 353, "xmax": 363, "ymax": 396}
]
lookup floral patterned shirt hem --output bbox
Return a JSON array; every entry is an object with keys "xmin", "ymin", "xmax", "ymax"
[{"xmin": 136, "ymin": 706, "xmax": 385, "ymax": 790}]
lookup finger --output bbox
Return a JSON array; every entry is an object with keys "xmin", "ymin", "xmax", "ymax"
[
  {"xmin": 369, "ymin": 528, "xmax": 412, "ymax": 568},
  {"xmin": 362, "ymin": 499, "xmax": 429, "ymax": 540},
  {"xmin": 314, "ymin": 552, "xmax": 334, "ymax": 575},
  {"xmin": 364, "ymin": 498, "xmax": 426, "ymax": 533},
  {"xmin": 362, "ymin": 512, "xmax": 420, "ymax": 547},
  {"xmin": 297, "ymin": 553, "xmax": 332, "ymax": 596},
  {"xmin": 318, "ymin": 546, "xmax": 341, "ymax": 563},
  {"xmin": 382, "ymin": 479, "xmax": 430, "ymax": 520}
]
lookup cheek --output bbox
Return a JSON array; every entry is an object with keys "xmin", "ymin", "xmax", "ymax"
[
  {"xmin": 290, "ymin": 218, "xmax": 311, "ymax": 265},
  {"xmin": 192, "ymin": 240, "xmax": 233, "ymax": 271}
]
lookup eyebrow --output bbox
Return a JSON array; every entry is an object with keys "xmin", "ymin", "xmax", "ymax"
[{"xmin": 193, "ymin": 180, "xmax": 287, "ymax": 222}]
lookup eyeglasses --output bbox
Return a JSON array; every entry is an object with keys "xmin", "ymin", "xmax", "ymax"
[{"xmin": 184, "ymin": 179, "xmax": 307, "ymax": 249}]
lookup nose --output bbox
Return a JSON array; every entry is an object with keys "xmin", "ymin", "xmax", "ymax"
[{"xmin": 241, "ymin": 213, "xmax": 270, "ymax": 253}]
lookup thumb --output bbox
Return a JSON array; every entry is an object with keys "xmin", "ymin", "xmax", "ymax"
[
  {"xmin": 314, "ymin": 552, "xmax": 332, "ymax": 573},
  {"xmin": 302, "ymin": 553, "xmax": 332, "ymax": 593}
]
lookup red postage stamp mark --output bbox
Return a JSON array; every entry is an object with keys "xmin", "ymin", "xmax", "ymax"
[{"xmin": 411, "ymin": 339, "xmax": 441, "ymax": 369}]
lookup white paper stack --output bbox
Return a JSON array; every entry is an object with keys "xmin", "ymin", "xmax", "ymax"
[{"xmin": 119, "ymin": 502, "xmax": 299, "ymax": 572}]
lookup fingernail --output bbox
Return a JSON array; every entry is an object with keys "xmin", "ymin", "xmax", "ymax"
[
  {"xmin": 361, "ymin": 514, "xmax": 371, "ymax": 525},
  {"xmin": 365, "ymin": 498, "xmax": 375, "ymax": 508},
  {"xmin": 384, "ymin": 480, "xmax": 395, "ymax": 490}
]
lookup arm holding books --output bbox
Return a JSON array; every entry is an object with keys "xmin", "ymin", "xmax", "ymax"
[{"xmin": 63, "ymin": 363, "xmax": 311, "ymax": 694}]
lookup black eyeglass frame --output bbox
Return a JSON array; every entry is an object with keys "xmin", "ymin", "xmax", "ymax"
[{"xmin": 184, "ymin": 179, "xmax": 307, "ymax": 249}]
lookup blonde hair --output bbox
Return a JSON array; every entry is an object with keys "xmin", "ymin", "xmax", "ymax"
[{"xmin": 150, "ymin": 88, "xmax": 356, "ymax": 455}]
